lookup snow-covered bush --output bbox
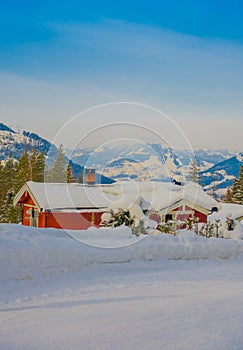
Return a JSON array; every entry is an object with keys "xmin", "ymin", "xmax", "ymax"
[
  {"xmin": 157, "ymin": 221, "xmax": 175, "ymax": 235},
  {"xmin": 199, "ymin": 221, "xmax": 215, "ymax": 238},
  {"xmin": 101, "ymin": 209, "xmax": 134, "ymax": 228}
]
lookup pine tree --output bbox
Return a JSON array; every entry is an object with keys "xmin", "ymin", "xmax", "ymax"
[
  {"xmin": 0, "ymin": 149, "xmax": 46, "ymax": 223},
  {"xmin": 188, "ymin": 158, "xmax": 201, "ymax": 184},
  {"xmin": 0, "ymin": 161, "xmax": 5, "ymax": 218},
  {"xmin": 3, "ymin": 153, "xmax": 16, "ymax": 190},
  {"xmin": 232, "ymin": 166, "xmax": 243, "ymax": 204},
  {"xmin": 66, "ymin": 163, "xmax": 75, "ymax": 183},
  {"xmin": 110, "ymin": 209, "xmax": 134, "ymax": 227},
  {"xmin": 15, "ymin": 151, "xmax": 31, "ymax": 189},
  {"xmin": 31, "ymin": 149, "xmax": 45, "ymax": 182},
  {"xmin": 224, "ymin": 187, "xmax": 233, "ymax": 203},
  {"xmin": 78, "ymin": 170, "xmax": 83, "ymax": 184},
  {"xmin": 0, "ymin": 153, "xmax": 20, "ymax": 223},
  {"xmin": 46, "ymin": 145, "xmax": 67, "ymax": 182},
  {"xmin": 1, "ymin": 189, "xmax": 20, "ymax": 223}
]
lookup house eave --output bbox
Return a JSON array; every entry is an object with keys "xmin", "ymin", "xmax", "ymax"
[{"xmin": 13, "ymin": 183, "xmax": 42, "ymax": 211}]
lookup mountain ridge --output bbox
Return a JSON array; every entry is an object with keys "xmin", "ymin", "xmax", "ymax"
[
  {"xmin": 1, "ymin": 122, "xmax": 242, "ymax": 191},
  {"xmin": 0, "ymin": 123, "xmax": 113, "ymax": 184}
]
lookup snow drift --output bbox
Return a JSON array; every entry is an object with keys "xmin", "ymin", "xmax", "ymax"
[{"xmin": 1, "ymin": 223, "xmax": 243, "ymax": 282}]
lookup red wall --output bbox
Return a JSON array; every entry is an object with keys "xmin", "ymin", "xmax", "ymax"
[
  {"xmin": 174, "ymin": 209, "xmax": 207, "ymax": 223},
  {"xmin": 149, "ymin": 213, "xmax": 161, "ymax": 224},
  {"xmin": 45, "ymin": 211, "xmax": 104, "ymax": 230},
  {"xmin": 18, "ymin": 190, "xmax": 104, "ymax": 230},
  {"xmin": 149, "ymin": 207, "xmax": 207, "ymax": 226},
  {"xmin": 22, "ymin": 196, "xmax": 35, "ymax": 226}
]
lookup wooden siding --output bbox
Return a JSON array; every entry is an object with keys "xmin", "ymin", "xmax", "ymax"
[{"xmin": 45, "ymin": 211, "xmax": 103, "ymax": 230}]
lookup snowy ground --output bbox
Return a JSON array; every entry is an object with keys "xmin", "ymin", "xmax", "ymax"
[{"xmin": 1, "ymin": 224, "xmax": 243, "ymax": 350}]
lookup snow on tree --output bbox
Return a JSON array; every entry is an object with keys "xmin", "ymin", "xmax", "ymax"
[
  {"xmin": 224, "ymin": 187, "xmax": 233, "ymax": 203},
  {"xmin": 30, "ymin": 148, "xmax": 45, "ymax": 182},
  {"xmin": 66, "ymin": 163, "xmax": 76, "ymax": 183},
  {"xmin": 226, "ymin": 214, "xmax": 234, "ymax": 231},
  {"xmin": 0, "ymin": 154, "xmax": 20, "ymax": 223},
  {"xmin": 15, "ymin": 151, "xmax": 31, "ymax": 186},
  {"xmin": 188, "ymin": 158, "xmax": 201, "ymax": 184},
  {"xmin": 46, "ymin": 144, "xmax": 67, "ymax": 183},
  {"xmin": 185, "ymin": 214, "xmax": 199, "ymax": 233},
  {"xmin": 101, "ymin": 208, "xmax": 134, "ymax": 228},
  {"xmin": 232, "ymin": 166, "xmax": 243, "ymax": 204},
  {"xmin": 0, "ymin": 149, "xmax": 46, "ymax": 223},
  {"xmin": 0, "ymin": 189, "xmax": 19, "ymax": 223},
  {"xmin": 199, "ymin": 221, "xmax": 215, "ymax": 238}
]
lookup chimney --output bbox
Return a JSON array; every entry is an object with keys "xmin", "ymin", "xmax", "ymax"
[{"xmin": 84, "ymin": 167, "xmax": 96, "ymax": 185}]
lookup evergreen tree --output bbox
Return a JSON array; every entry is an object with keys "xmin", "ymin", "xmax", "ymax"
[
  {"xmin": 66, "ymin": 163, "xmax": 75, "ymax": 183},
  {"xmin": 111, "ymin": 209, "xmax": 134, "ymax": 227},
  {"xmin": 188, "ymin": 158, "xmax": 201, "ymax": 184},
  {"xmin": 3, "ymin": 153, "xmax": 16, "ymax": 190},
  {"xmin": 1, "ymin": 189, "xmax": 20, "ymax": 223},
  {"xmin": 0, "ymin": 161, "xmax": 5, "ymax": 194},
  {"xmin": 0, "ymin": 149, "xmax": 46, "ymax": 223},
  {"xmin": 232, "ymin": 166, "xmax": 243, "ymax": 204},
  {"xmin": 78, "ymin": 169, "xmax": 83, "ymax": 184},
  {"xmin": 0, "ymin": 153, "xmax": 20, "ymax": 223},
  {"xmin": 224, "ymin": 187, "xmax": 233, "ymax": 203},
  {"xmin": 46, "ymin": 145, "xmax": 67, "ymax": 182},
  {"xmin": 15, "ymin": 151, "xmax": 31, "ymax": 189},
  {"xmin": 31, "ymin": 149, "xmax": 45, "ymax": 182},
  {"xmin": 0, "ymin": 161, "xmax": 5, "ymax": 218}
]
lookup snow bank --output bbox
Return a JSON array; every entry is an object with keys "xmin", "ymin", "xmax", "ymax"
[
  {"xmin": 208, "ymin": 203, "xmax": 243, "ymax": 239},
  {"xmin": 1, "ymin": 224, "xmax": 243, "ymax": 282}
]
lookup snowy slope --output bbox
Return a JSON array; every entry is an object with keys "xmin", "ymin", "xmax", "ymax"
[
  {"xmin": 0, "ymin": 124, "xmax": 54, "ymax": 160},
  {"xmin": 201, "ymin": 153, "xmax": 243, "ymax": 193},
  {"xmin": 0, "ymin": 123, "xmax": 113, "ymax": 183},
  {"xmin": 70, "ymin": 143, "xmax": 185, "ymax": 182},
  {"xmin": 70, "ymin": 143, "xmax": 238, "ymax": 187}
]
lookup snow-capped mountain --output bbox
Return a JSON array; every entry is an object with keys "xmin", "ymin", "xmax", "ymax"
[
  {"xmin": 1, "ymin": 122, "xmax": 241, "ymax": 190},
  {"xmin": 0, "ymin": 123, "xmax": 113, "ymax": 184},
  {"xmin": 178, "ymin": 148, "xmax": 235, "ymax": 170},
  {"xmin": 69, "ymin": 143, "xmax": 185, "ymax": 182},
  {"xmin": 69, "ymin": 143, "xmax": 241, "ymax": 190},
  {"xmin": 0, "ymin": 123, "xmax": 54, "ymax": 161},
  {"xmin": 200, "ymin": 153, "xmax": 243, "ymax": 193}
]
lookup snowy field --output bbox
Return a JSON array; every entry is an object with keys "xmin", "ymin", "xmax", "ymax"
[{"xmin": 1, "ymin": 224, "xmax": 243, "ymax": 349}]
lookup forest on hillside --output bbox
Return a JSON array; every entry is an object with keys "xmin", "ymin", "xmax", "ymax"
[
  {"xmin": 0, "ymin": 145, "xmax": 82, "ymax": 223},
  {"xmin": 0, "ymin": 146, "xmax": 243, "ymax": 224}
]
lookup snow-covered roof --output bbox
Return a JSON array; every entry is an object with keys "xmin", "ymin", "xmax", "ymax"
[
  {"xmin": 14, "ymin": 181, "xmax": 116, "ymax": 211},
  {"xmin": 14, "ymin": 180, "xmax": 220, "ymax": 213},
  {"xmin": 209, "ymin": 203, "xmax": 243, "ymax": 221},
  {"xmin": 98, "ymin": 181, "xmax": 219, "ymax": 212}
]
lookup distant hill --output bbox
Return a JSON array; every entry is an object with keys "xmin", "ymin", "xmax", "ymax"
[
  {"xmin": 0, "ymin": 123, "xmax": 16, "ymax": 133},
  {"xmin": 0, "ymin": 127, "xmax": 54, "ymax": 161},
  {"xmin": 1, "ymin": 122, "xmax": 241, "ymax": 190},
  {"xmin": 200, "ymin": 153, "xmax": 243, "ymax": 192},
  {"xmin": 69, "ymin": 143, "xmax": 241, "ymax": 193},
  {"xmin": 69, "ymin": 144, "xmax": 242, "ymax": 191},
  {"xmin": 0, "ymin": 123, "xmax": 113, "ymax": 184},
  {"xmin": 69, "ymin": 143, "xmax": 185, "ymax": 182},
  {"xmin": 178, "ymin": 148, "xmax": 235, "ymax": 170}
]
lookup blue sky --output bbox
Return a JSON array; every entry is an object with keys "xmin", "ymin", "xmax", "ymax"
[{"xmin": 1, "ymin": 0, "xmax": 243, "ymax": 149}]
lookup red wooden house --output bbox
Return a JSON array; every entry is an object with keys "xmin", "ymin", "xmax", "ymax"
[
  {"xmin": 14, "ymin": 180, "xmax": 220, "ymax": 231},
  {"xmin": 147, "ymin": 182, "xmax": 220, "ymax": 226},
  {"xmin": 13, "ymin": 181, "xmax": 113, "ymax": 230}
]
